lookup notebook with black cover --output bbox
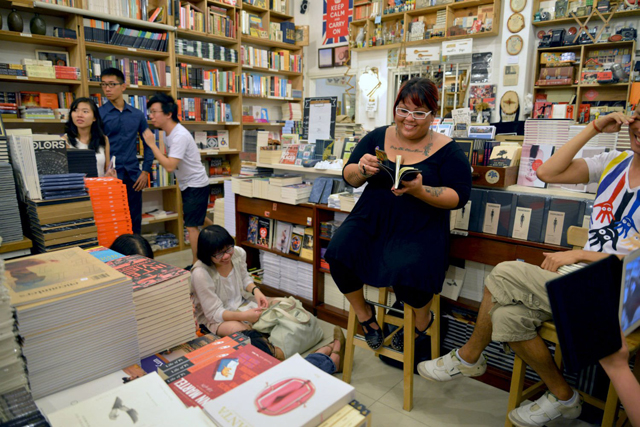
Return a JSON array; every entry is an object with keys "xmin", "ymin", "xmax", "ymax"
[{"xmin": 546, "ymin": 255, "xmax": 623, "ymax": 373}]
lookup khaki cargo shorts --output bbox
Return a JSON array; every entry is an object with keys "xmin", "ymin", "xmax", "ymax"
[{"xmin": 485, "ymin": 261, "xmax": 560, "ymax": 342}]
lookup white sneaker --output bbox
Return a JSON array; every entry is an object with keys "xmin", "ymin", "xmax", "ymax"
[
  {"xmin": 417, "ymin": 349, "xmax": 487, "ymax": 382},
  {"xmin": 508, "ymin": 391, "xmax": 582, "ymax": 427}
]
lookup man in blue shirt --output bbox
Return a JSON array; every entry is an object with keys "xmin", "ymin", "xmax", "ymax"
[{"xmin": 98, "ymin": 68, "xmax": 154, "ymax": 234}]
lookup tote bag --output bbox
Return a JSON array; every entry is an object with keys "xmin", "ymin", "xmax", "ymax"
[{"xmin": 252, "ymin": 297, "xmax": 324, "ymax": 358}]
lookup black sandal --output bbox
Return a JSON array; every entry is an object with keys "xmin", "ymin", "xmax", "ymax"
[
  {"xmin": 359, "ymin": 303, "xmax": 384, "ymax": 350},
  {"xmin": 391, "ymin": 310, "xmax": 435, "ymax": 352}
]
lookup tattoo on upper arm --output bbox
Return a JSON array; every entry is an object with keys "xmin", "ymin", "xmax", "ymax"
[{"xmin": 424, "ymin": 186, "xmax": 444, "ymax": 197}]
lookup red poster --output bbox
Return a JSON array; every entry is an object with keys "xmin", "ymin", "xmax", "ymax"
[{"xmin": 323, "ymin": 0, "xmax": 352, "ymax": 45}]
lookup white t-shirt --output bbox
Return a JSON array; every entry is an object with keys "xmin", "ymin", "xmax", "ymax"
[
  {"xmin": 75, "ymin": 139, "xmax": 106, "ymax": 177},
  {"xmin": 165, "ymin": 123, "xmax": 209, "ymax": 190}
]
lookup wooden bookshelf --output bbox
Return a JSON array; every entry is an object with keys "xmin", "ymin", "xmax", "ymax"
[
  {"xmin": 241, "ymin": 65, "xmax": 301, "ymax": 77},
  {"xmin": 174, "ymin": 55, "xmax": 239, "ymax": 68},
  {"xmin": 0, "ymin": 75, "xmax": 82, "ymax": 85},
  {"xmin": 0, "ymin": 30, "xmax": 77, "ymax": 46},
  {"xmin": 240, "ymin": 35, "xmax": 300, "ymax": 50},
  {"xmin": 87, "ymin": 82, "xmax": 171, "ymax": 92},
  {"xmin": 176, "ymin": 88, "xmax": 240, "ymax": 97},
  {"xmin": 0, "ymin": 236, "xmax": 32, "ymax": 254},
  {"xmin": 350, "ymin": 0, "xmax": 502, "ymax": 52},
  {"xmin": 84, "ymin": 42, "xmax": 170, "ymax": 59}
]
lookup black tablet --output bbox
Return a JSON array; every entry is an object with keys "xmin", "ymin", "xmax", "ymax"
[{"xmin": 546, "ymin": 255, "xmax": 623, "ymax": 373}]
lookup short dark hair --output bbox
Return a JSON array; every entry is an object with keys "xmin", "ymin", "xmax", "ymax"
[
  {"xmin": 110, "ymin": 234, "xmax": 154, "ymax": 259},
  {"xmin": 393, "ymin": 77, "xmax": 439, "ymax": 118},
  {"xmin": 147, "ymin": 93, "xmax": 179, "ymax": 122},
  {"xmin": 197, "ymin": 225, "xmax": 235, "ymax": 266},
  {"xmin": 100, "ymin": 68, "xmax": 125, "ymax": 83}
]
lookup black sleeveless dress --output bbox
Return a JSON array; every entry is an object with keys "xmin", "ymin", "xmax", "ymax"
[{"xmin": 325, "ymin": 126, "xmax": 472, "ymax": 294}]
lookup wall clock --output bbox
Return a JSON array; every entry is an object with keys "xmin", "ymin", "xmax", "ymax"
[
  {"xmin": 511, "ymin": 0, "xmax": 526, "ymax": 12},
  {"xmin": 507, "ymin": 12, "xmax": 526, "ymax": 33},
  {"xmin": 506, "ymin": 35, "xmax": 523, "ymax": 55}
]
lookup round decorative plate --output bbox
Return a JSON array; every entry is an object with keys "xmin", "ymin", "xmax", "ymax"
[
  {"xmin": 537, "ymin": 30, "xmax": 546, "ymax": 39},
  {"xmin": 507, "ymin": 12, "xmax": 526, "ymax": 33},
  {"xmin": 506, "ymin": 35, "xmax": 524, "ymax": 55},
  {"xmin": 511, "ymin": 0, "xmax": 526, "ymax": 12}
]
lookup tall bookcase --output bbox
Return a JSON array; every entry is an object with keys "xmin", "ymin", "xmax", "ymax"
[{"xmin": 0, "ymin": 0, "xmax": 302, "ymax": 257}]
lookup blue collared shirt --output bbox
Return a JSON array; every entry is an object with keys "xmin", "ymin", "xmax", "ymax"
[{"xmin": 99, "ymin": 101, "xmax": 153, "ymax": 180}]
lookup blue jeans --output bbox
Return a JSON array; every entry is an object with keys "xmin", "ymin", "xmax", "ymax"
[{"xmin": 305, "ymin": 353, "xmax": 336, "ymax": 375}]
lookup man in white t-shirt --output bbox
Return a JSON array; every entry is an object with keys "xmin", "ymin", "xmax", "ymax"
[{"xmin": 144, "ymin": 94, "xmax": 212, "ymax": 264}]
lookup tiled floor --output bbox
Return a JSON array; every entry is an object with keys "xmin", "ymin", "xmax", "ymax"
[{"xmin": 158, "ymin": 250, "xmax": 598, "ymax": 427}]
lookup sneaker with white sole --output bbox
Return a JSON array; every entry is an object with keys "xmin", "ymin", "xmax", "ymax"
[
  {"xmin": 508, "ymin": 391, "xmax": 582, "ymax": 427},
  {"xmin": 417, "ymin": 349, "xmax": 487, "ymax": 382}
]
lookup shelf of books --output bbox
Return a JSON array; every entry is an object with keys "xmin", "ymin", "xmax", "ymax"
[
  {"xmin": 0, "ymin": 0, "xmax": 301, "ymax": 255},
  {"xmin": 530, "ymin": 0, "xmax": 640, "ymax": 27},
  {"xmin": 350, "ymin": 0, "xmax": 500, "ymax": 51},
  {"xmin": 532, "ymin": 41, "xmax": 636, "ymax": 122}
]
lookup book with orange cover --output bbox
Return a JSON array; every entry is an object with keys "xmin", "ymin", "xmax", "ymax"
[{"xmin": 39, "ymin": 93, "xmax": 59, "ymax": 109}]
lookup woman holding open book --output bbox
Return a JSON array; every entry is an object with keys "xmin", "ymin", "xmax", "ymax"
[
  {"xmin": 63, "ymin": 97, "xmax": 116, "ymax": 178},
  {"xmin": 325, "ymin": 77, "xmax": 472, "ymax": 350}
]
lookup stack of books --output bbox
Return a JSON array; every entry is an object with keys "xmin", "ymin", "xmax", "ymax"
[
  {"xmin": 47, "ymin": 373, "xmax": 211, "ymax": 426},
  {"xmin": 279, "ymin": 257, "xmax": 313, "ymax": 301},
  {"xmin": 5, "ymin": 248, "xmax": 139, "ymax": 399},
  {"xmin": 66, "ymin": 148, "xmax": 99, "ymax": 177},
  {"xmin": 0, "ymin": 260, "xmax": 28, "ymax": 394},
  {"xmin": 213, "ymin": 196, "xmax": 225, "ymax": 227},
  {"xmin": 259, "ymin": 251, "xmax": 281, "ymax": 288},
  {"xmin": 523, "ymin": 119, "xmax": 571, "ymax": 146},
  {"xmin": 0, "ymin": 137, "xmax": 8, "ymax": 163},
  {"xmin": 0, "ymin": 163, "xmax": 24, "ymax": 243},
  {"xmin": 39, "ymin": 173, "xmax": 87, "ymax": 200},
  {"xmin": 84, "ymin": 177, "xmax": 133, "ymax": 247},
  {"xmin": 223, "ymin": 180, "xmax": 236, "ymax": 236},
  {"xmin": 203, "ymin": 354, "xmax": 355, "ymax": 426},
  {"xmin": 106, "ymin": 255, "xmax": 196, "ymax": 357},
  {"xmin": 281, "ymin": 183, "xmax": 313, "ymax": 204},
  {"xmin": 7, "ymin": 135, "xmax": 40, "ymax": 200},
  {"xmin": 28, "ymin": 196, "xmax": 98, "ymax": 253}
]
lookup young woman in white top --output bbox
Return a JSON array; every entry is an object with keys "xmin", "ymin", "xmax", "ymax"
[
  {"xmin": 190, "ymin": 225, "xmax": 269, "ymax": 337},
  {"xmin": 63, "ymin": 97, "xmax": 115, "ymax": 177}
]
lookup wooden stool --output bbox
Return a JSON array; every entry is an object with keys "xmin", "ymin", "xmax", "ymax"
[
  {"xmin": 342, "ymin": 289, "xmax": 440, "ymax": 411},
  {"xmin": 505, "ymin": 325, "xmax": 640, "ymax": 427}
]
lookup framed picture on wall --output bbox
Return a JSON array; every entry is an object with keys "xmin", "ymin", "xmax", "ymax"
[
  {"xmin": 334, "ymin": 45, "xmax": 350, "ymax": 67},
  {"xmin": 318, "ymin": 48, "xmax": 334, "ymax": 68}
]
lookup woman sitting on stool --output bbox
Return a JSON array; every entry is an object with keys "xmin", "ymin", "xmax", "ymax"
[{"xmin": 325, "ymin": 77, "xmax": 472, "ymax": 350}]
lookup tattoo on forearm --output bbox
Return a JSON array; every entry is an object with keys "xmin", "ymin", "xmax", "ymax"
[
  {"xmin": 346, "ymin": 170, "xmax": 364, "ymax": 184},
  {"xmin": 424, "ymin": 186, "xmax": 444, "ymax": 197}
]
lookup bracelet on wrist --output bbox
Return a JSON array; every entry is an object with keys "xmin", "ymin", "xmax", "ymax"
[
  {"xmin": 251, "ymin": 286, "xmax": 260, "ymax": 295},
  {"xmin": 592, "ymin": 120, "xmax": 603, "ymax": 133}
]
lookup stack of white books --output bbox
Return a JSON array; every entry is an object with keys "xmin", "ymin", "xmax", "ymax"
[
  {"xmin": 106, "ymin": 255, "xmax": 195, "ymax": 357},
  {"xmin": 568, "ymin": 125, "xmax": 618, "ymax": 150},
  {"xmin": 8, "ymin": 135, "xmax": 41, "ymax": 200},
  {"xmin": 5, "ymin": 248, "xmax": 139, "ymax": 399},
  {"xmin": 281, "ymin": 183, "xmax": 313, "ymax": 205},
  {"xmin": 48, "ymin": 373, "xmax": 214, "ymax": 426},
  {"xmin": 524, "ymin": 119, "xmax": 571, "ymax": 146},
  {"xmin": 259, "ymin": 251, "xmax": 281, "ymax": 290},
  {"xmin": 297, "ymin": 262, "xmax": 314, "ymax": 301},
  {"xmin": 213, "ymin": 197, "xmax": 225, "ymax": 228},
  {"xmin": 0, "ymin": 260, "xmax": 28, "ymax": 395},
  {"xmin": 252, "ymin": 177, "xmax": 271, "ymax": 199},
  {"xmin": 223, "ymin": 180, "xmax": 236, "ymax": 237},
  {"xmin": 281, "ymin": 102, "xmax": 302, "ymax": 121},
  {"xmin": 203, "ymin": 354, "xmax": 355, "ymax": 427}
]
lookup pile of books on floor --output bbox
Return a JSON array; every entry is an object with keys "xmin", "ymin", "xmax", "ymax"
[
  {"xmin": 106, "ymin": 255, "xmax": 195, "ymax": 357},
  {"xmin": 39, "ymin": 173, "xmax": 87, "ymax": 200},
  {"xmin": 0, "ymin": 163, "xmax": 23, "ymax": 243},
  {"xmin": 85, "ymin": 177, "xmax": 132, "ymax": 247},
  {"xmin": 28, "ymin": 195, "xmax": 98, "ymax": 252},
  {"xmin": 67, "ymin": 148, "xmax": 99, "ymax": 177},
  {"xmin": 5, "ymin": 248, "xmax": 139, "ymax": 399}
]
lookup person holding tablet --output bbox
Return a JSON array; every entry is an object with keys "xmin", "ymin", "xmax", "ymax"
[{"xmin": 419, "ymin": 107, "xmax": 640, "ymax": 427}]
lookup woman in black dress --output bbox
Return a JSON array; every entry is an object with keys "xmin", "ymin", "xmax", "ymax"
[{"xmin": 325, "ymin": 77, "xmax": 472, "ymax": 350}]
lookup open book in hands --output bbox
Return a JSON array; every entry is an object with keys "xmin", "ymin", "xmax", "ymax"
[{"xmin": 375, "ymin": 149, "xmax": 420, "ymax": 189}]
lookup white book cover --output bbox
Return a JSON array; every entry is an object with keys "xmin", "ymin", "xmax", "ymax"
[
  {"xmin": 440, "ymin": 266, "xmax": 466, "ymax": 301},
  {"xmin": 274, "ymin": 221, "xmax": 293, "ymax": 254},
  {"xmin": 203, "ymin": 354, "xmax": 355, "ymax": 427},
  {"xmin": 47, "ymin": 372, "xmax": 187, "ymax": 427}
]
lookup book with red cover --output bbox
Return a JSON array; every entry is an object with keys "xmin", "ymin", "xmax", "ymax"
[
  {"xmin": 168, "ymin": 344, "xmax": 280, "ymax": 408},
  {"xmin": 159, "ymin": 332, "xmax": 249, "ymax": 380},
  {"xmin": 106, "ymin": 255, "xmax": 190, "ymax": 292}
]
